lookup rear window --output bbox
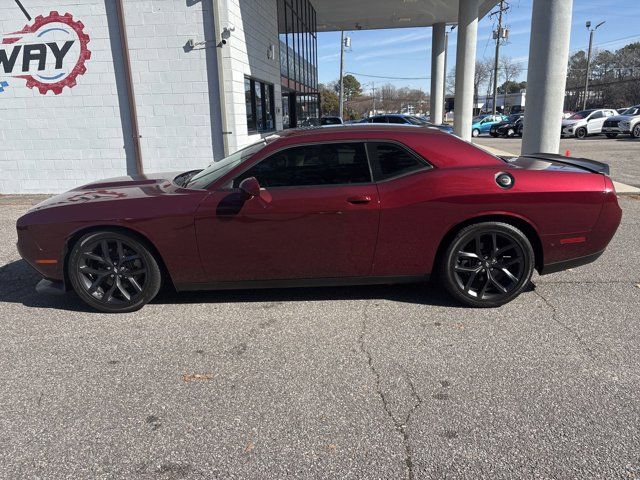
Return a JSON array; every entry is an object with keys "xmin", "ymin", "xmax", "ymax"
[{"xmin": 367, "ymin": 142, "xmax": 429, "ymax": 180}]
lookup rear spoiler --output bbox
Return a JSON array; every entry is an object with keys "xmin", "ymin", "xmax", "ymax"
[{"xmin": 500, "ymin": 152, "xmax": 610, "ymax": 175}]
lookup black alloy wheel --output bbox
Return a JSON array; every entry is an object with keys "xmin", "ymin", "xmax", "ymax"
[
  {"xmin": 68, "ymin": 231, "xmax": 161, "ymax": 313},
  {"xmin": 575, "ymin": 127, "xmax": 588, "ymax": 139},
  {"xmin": 441, "ymin": 222, "xmax": 534, "ymax": 307}
]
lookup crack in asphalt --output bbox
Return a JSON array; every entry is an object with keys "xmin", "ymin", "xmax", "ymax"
[
  {"xmin": 358, "ymin": 303, "xmax": 423, "ymax": 480},
  {"xmin": 535, "ymin": 287, "xmax": 640, "ymax": 383},
  {"xmin": 534, "ymin": 289, "xmax": 598, "ymax": 362}
]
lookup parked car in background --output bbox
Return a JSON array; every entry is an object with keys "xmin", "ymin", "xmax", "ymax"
[
  {"xmin": 490, "ymin": 114, "xmax": 524, "ymax": 137},
  {"xmin": 617, "ymin": 108, "xmax": 630, "ymax": 115},
  {"xmin": 321, "ymin": 116, "xmax": 343, "ymax": 126},
  {"xmin": 320, "ymin": 117, "xmax": 343, "ymax": 125},
  {"xmin": 618, "ymin": 106, "xmax": 640, "ymax": 138},
  {"xmin": 17, "ymin": 125, "xmax": 621, "ymax": 312},
  {"xmin": 602, "ymin": 105, "xmax": 640, "ymax": 138},
  {"xmin": 471, "ymin": 114, "xmax": 506, "ymax": 137},
  {"xmin": 561, "ymin": 109, "xmax": 617, "ymax": 139},
  {"xmin": 360, "ymin": 114, "xmax": 454, "ymax": 134}
]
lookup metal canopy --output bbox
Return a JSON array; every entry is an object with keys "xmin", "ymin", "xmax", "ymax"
[{"xmin": 311, "ymin": 0, "xmax": 499, "ymax": 32}]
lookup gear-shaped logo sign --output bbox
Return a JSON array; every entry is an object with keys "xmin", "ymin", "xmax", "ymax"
[{"xmin": 1, "ymin": 11, "xmax": 91, "ymax": 95}]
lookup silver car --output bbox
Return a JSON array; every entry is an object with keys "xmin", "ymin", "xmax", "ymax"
[{"xmin": 602, "ymin": 105, "xmax": 640, "ymax": 138}]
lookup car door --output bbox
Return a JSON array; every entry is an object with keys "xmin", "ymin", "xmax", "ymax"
[
  {"xmin": 365, "ymin": 141, "xmax": 436, "ymax": 276},
  {"xmin": 194, "ymin": 142, "xmax": 381, "ymax": 282},
  {"xmin": 587, "ymin": 110, "xmax": 605, "ymax": 133}
]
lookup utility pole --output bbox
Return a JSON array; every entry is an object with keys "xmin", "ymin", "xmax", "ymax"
[
  {"xmin": 339, "ymin": 30, "xmax": 345, "ymax": 119},
  {"xmin": 443, "ymin": 27, "xmax": 450, "ymax": 123},
  {"xmin": 583, "ymin": 20, "xmax": 605, "ymax": 110},
  {"xmin": 491, "ymin": 1, "xmax": 509, "ymax": 115},
  {"xmin": 371, "ymin": 82, "xmax": 376, "ymax": 115}
]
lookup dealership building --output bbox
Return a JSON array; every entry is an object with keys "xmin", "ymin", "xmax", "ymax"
[{"xmin": 1, "ymin": 0, "xmax": 574, "ymax": 194}]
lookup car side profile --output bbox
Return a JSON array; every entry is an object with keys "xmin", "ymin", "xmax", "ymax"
[
  {"xmin": 17, "ymin": 126, "xmax": 621, "ymax": 313},
  {"xmin": 359, "ymin": 114, "xmax": 455, "ymax": 134},
  {"xmin": 471, "ymin": 114, "xmax": 506, "ymax": 137},
  {"xmin": 490, "ymin": 114, "xmax": 524, "ymax": 137},
  {"xmin": 561, "ymin": 109, "xmax": 617, "ymax": 139}
]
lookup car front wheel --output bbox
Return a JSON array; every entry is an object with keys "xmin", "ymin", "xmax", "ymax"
[
  {"xmin": 632, "ymin": 124, "xmax": 640, "ymax": 138},
  {"xmin": 440, "ymin": 222, "xmax": 535, "ymax": 307},
  {"xmin": 472, "ymin": 128, "xmax": 480, "ymax": 137},
  {"xmin": 575, "ymin": 127, "xmax": 588, "ymax": 139},
  {"xmin": 68, "ymin": 231, "xmax": 162, "ymax": 313}
]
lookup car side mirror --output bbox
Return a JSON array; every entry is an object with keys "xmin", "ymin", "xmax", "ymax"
[{"xmin": 239, "ymin": 177, "xmax": 261, "ymax": 198}]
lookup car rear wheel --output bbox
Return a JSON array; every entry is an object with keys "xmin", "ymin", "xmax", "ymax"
[
  {"xmin": 575, "ymin": 127, "xmax": 588, "ymax": 139},
  {"xmin": 517, "ymin": 124, "xmax": 524, "ymax": 137},
  {"xmin": 490, "ymin": 130, "xmax": 498, "ymax": 137},
  {"xmin": 472, "ymin": 128, "xmax": 480, "ymax": 137},
  {"xmin": 632, "ymin": 124, "xmax": 640, "ymax": 138},
  {"xmin": 605, "ymin": 133, "xmax": 618, "ymax": 139},
  {"xmin": 440, "ymin": 222, "xmax": 534, "ymax": 308},
  {"xmin": 68, "ymin": 231, "xmax": 162, "ymax": 313}
]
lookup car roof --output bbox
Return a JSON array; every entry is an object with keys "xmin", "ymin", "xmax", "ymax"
[{"xmin": 276, "ymin": 124, "xmax": 444, "ymax": 139}]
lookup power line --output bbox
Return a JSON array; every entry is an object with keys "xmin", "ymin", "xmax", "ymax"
[{"xmin": 345, "ymin": 71, "xmax": 431, "ymax": 80}]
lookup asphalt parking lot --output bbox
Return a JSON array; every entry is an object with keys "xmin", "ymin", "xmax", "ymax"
[{"xmin": 1, "ymin": 141, "xmax": 640, "ymax": 478}]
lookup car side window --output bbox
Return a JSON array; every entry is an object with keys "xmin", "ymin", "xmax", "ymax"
[
  {"xmin": 590, "ymin": 111, "xmax": 604, "ymax": 120},
  {"xmin": 372, "ymin": 116, "xmax": 387, "ymax": 123},
  {"xmin": 366, "ymin": 142, "xmax": 430, "ymax": 181},
  {"xmin": 233, "ymin": 143, "xmax": 371, "ymax": 188}
]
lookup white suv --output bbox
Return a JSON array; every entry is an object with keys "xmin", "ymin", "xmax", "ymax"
[
  {"xmin": 618, "ymin": 107, "xmax": 640, "ymax": 138},
  {"xmin": 561, "ymin": 109, "xmax": 618, "ymax": 139}
]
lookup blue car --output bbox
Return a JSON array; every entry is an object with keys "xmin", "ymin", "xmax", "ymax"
[{"xmin": 471, "ymin": 114, "xmax": 506, "ymax": 137}]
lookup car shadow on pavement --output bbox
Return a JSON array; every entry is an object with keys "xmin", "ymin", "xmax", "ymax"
[{"xmin": 0, "ymin": 259, "xmax": 461, "ymax": 312}]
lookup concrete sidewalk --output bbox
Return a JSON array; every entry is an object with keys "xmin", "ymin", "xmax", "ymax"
[{"xmin": 476, "ymin": 143, "xmax": 640, "ymax": 195}]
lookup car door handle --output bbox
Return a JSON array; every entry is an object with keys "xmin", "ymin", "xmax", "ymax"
[{"xmin": 347, "ymin": 195, "xmax": 372, "ymax": 204}]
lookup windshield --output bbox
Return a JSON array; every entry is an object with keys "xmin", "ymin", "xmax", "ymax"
[
  {"xmin": 185, "ymin": 141, "xmax": 267, "ymax": 189},
  {"xmin": 507, "ymin": 114, "xmax": 521, "ymax": 122},
  {"xmin": 568, "ymin": 110, "xmax": 594, "ymax": 120},
  {"xmin": 622, "ymin": 106, "xmax": 640, "ymax": 116}
]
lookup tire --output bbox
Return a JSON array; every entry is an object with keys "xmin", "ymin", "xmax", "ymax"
[
  {"xmin": 490, "ymin": 130, "xmax": 498, "ymax": 138},
  {"xmin": 575, "ymin": 127, "xmax": 588, "ymax": 139},
  {"xmin": 605, "ymin": 133, "xmax": 618, "ymax": 139},
  {"xmin": 68, "ymin": 231, "xmax": 162, "ymax": 313},
  {"xmin": 472, "ymin": 128, "xmax": 480, "ymax": 138},
  {"xmin": 632, "ymin": 124, "xmax": 640, "ymax": 138},
  {"xmin": 506, "ymin": 128, "xmax": 515, "ymax": 138},
  {"xmin": 517, "ymin": 124, "xmax": 524, "ymax": 137},
  {"xmin": 440, "ymin": 222, "xmax": 535, "ymax": 308}
]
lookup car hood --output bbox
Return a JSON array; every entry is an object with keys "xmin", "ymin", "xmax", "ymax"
[
  {"xmin": 607, "ymin": 114, "xmax": 635, "ymax": 122},
  {"xmin": 562, "ymin": 119, "xmax": 588, "ymax": 127},
  {"xmin": 27, "ymin": 171, "xmax": 186, "ymax": 213}
]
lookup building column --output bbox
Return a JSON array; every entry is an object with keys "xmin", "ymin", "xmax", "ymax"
[
  {"xmin": 453, "ymin": 0, "xmax": 479, "ymax": 141},
  {"xmin": 522, "ymin": 0, "xmax": 573, "ymax": 154},
  {"xmin": 430, "ymin": 23, "xmax": 446, "ymax": 125}
]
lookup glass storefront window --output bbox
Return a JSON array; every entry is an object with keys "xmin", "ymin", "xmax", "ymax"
[
  {"xmin": 276, "ymin": 0, "xmax": 318, "ymax": 126},
  {"xmin": 245, "ymin": 77, "xmax": 275, "ymax": 133},
  {"xmin": 245, "ymin": 78, "xmax": 255, "ymax": 131}
]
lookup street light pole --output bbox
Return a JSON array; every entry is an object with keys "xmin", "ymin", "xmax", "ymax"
[
  {"xmin": 339, "ymin": 30, "xmax": 345, "ymax": 119},
  {"xmin": 583, "ymin": 20, "xmax": 605, "ymax": 110}
]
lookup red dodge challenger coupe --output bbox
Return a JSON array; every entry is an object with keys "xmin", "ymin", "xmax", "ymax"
[{"xmin": 17, "ymin": 125, "xmax": 621, "ymax": 312}]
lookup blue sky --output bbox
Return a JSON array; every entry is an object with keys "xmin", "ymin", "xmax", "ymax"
[{"xmin": 316, "ymin": 0, "xmax": 640, "ymax": 93}]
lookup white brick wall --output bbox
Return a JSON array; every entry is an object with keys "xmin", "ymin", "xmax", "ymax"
[
  {"xmin": 0, "ymin": 0, "xmax": 283, "ymax": 193},
  {"xmin": 219, "ymin": 0, "xmax": 282, "ymax": 153},
  {"xmin": 0, "ymin": 0, "xmax": 130, "ymax": 194}
]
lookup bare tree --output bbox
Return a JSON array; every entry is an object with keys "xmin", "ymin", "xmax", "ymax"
[{"xmin": 500, "ymin": 56, "xmax": 524, "ymax": 107}]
